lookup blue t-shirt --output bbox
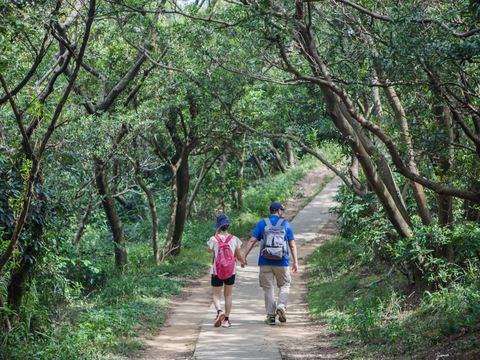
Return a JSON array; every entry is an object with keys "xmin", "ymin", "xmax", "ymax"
[{"xmin": 251, "ymin": 215, "xmax": 294, "ymax": 266}]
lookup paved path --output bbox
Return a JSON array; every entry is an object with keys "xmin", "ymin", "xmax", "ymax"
[{"xmin": 193, "ymin": 177, "xmax": 342, "ymax": 360}]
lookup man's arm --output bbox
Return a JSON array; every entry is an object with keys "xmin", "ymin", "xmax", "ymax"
[
  {"xmin": 288, "ymin": 240, "xmax": 298, "ymax": 273},
  {"xmin": 242, "ymin": 236, "xmax": 258, "ymax": 264}
]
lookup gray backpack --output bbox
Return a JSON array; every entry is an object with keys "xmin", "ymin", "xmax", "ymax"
[{"xmin": 260, "ymin": 218, "xmax": 287, "ymax": 260}]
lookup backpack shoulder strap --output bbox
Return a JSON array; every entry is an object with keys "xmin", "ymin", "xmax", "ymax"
[
  {"xmin": 276, "ymin": 218, "xmax": 285, "ymax": 226},
  {"xmin": 264, "ymin": 217, "xmax": 272, "ymax": 227},
  {"xmin": 214, "ymin": 234, "xmax": 223, "ymax": 243},
  {"xmin": 225, "ymin": 234, "xmax": 233, "ymax": 243}
]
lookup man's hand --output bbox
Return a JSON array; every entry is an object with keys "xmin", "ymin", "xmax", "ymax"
[{"xmin": 288, "ymin": 240, "xmax": 298, "ymax": 273}]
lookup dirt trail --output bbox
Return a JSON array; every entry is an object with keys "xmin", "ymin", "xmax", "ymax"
[{"xmin": 129, "ymin": 166, "xmax": 342, "ymax": 360}]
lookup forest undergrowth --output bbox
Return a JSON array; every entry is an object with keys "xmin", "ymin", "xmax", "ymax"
[{"xmin": 307, "ymin": 187, "xmax": 480, "ymax": 359}]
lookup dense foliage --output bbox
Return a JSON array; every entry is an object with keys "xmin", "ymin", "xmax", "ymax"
[{"xmin": 1, "ymin": 0, "xmax": 480, "ymax": 358}]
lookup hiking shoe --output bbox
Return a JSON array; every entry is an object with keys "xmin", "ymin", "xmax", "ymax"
[
  {"xmin": 276, "ymin": 307, "xmax": 287, "ymax": 323},
  {"xmin": 264, "ymin": 315, "xmax": 276, "ymax": 325},
  {"xmin": 222, "ymin": 319, "xmax": 232, "ymax": 328},
  {"xmin": 214, "ymin": 311, "xmax": 225, "ymax": 327}
]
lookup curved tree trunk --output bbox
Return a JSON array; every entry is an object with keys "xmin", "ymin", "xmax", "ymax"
[
  {"xmin": 327, "ymin": 97, "xmax": 413, "ymax": 238},
  {"xmin": 375, "ymin": 64, "xmax": 432, "ymax": 225},
  {"xmin": 94, "ymin": 158, "xmax": 127, "ymax": 270},
  {"xmin": 252, "ymin": 154, "xmax": 265, "ymax": 178},
  {"xmin": 268, "ymin": 142, "xmax": 286, "ymax": 172},
  {"xmin": 349, "ymin": 154, "xmax": 364, "ymax": 195}
]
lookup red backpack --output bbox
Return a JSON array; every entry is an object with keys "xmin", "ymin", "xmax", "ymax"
[{"xmin": 214, "ymin": 234, "xmax": 236, "ymax": 280}]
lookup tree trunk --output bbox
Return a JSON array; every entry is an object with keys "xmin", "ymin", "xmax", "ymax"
[
  {"xmin": 435, "ymin": 111, "xmax": 455, "ymax": 261},
  {"xmin": 0, "ymin": 158, "xmax": 39, "ymax": 273},
  {"xmin": 237, "ymin": 135, "xmax": 246, "ymax": 209},
  {"xmin": 73, "ymin": 201, "xmax": 93, "ymax": 247},
  {"xmin": 291, "ymin": 3, "xmax": 412, "ymax": 238},
  {"xmin": 371, "ymin": 71, "xmax": 384, "ymax": 118},
  {"xmin": 286, "ymin": 141, "xmax": 296, "ymax": 167},
  {"xmin": 431, "ymin": 102, "xmax": 454, "ymax": 229},
  {"xmin": 187, "ymin": 154, "xmax": 220, "ymax": 217},
  {"xmin": 163, "ymin": 155, "xmax": 190, "ymax": 258},
  {"xmin": 163, "ymin": 168, "xmax": 178, "ymax": 259},
  {"xmin": 430, "ymin": 80, "xmax": 455, "ymax": 262},
  {"xmin": 326, "ymin": 97, "xmax": 412, "ymax": 238},
  {"xmin": 6, "ymin": 168, "xmax": 47, "ymax": 311},
  {"xmin": 465, "ymin": 161, "xmax": 480, "ymax": 221},
  {"xmin": 7, "ymin": 248, "xmax": 35, "ymax": 310},
  {"xmin": 94, "ymin": 158, "xmax": 127, "ymax": 270},
  {"xmin": 349, "ymin": 154, "xmax": 364, "ymax": 194},
  {"xmin": 268, "ymin": 142, "xmax": 286, "ymax": 172},
  {"xmin": 375, "ymin": 64, "xmax": 432, "ymax": 225},
  {"xmin": 136, "ymin": 174, "xmax": 160, "ymax": 265},
  {"xmin": 7, "ymin": 236, "xmax": 40, "ymax": 310},
  {"xmin": 0, "ymin": 296, "xmax": 12, "ymax": 331},
  {"xmin": 218, "ymin": 152, "xmax": 229, "ymax": 212},
  {"xmin": 252, "ymin": 154, "xmax": 265, "ymax": 178},
  {"xmin": 7, "ymin": 227, "xmax": 43, "ymax": 311},
  {"xmin": 336, "ymin": 92, "xmax": 411, "ymax": 226}
]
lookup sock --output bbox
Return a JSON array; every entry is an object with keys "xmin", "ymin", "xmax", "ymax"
[
  {"xmin": 224, "ymin": 316, "xmax": 229, "ymax": 321},
  {"xmin": 217, "ymin": 309, "xmax": 222, "ymax": 315}
]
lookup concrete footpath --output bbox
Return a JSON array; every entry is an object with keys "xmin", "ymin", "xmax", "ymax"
[{"xmin": 192, "ymin": 177, "xmax": 342, "ymax": 360}]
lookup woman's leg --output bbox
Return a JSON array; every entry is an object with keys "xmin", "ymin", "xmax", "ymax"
[
  {"xmin": 224, "ymin": 285, "xmax": 233, "ymax": 317},
  {"xmin": 213, "ymin": 285, "xmax": 222, "ymax": 312}
]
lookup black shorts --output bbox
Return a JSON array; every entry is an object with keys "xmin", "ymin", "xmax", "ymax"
[{"xmin": 211, "ymin": 274, "xmax": 236, "ymax": 287}]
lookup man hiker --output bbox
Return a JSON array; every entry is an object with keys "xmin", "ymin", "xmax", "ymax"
[{"xmin": 242, "ymin": 201, "xmax": 298, "ymax": 325}]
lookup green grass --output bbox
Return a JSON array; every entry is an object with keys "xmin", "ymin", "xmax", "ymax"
[{"xmin": 307, "ymin": 236, "xmax": 480, "ymax": 358}]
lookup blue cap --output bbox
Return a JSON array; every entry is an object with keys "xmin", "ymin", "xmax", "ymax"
[
  {"xmin": 214, "ymin": 213, "xmax": 230, "ymax": 229},
  {"xmin": 269, "ymin": 202, "xmax": 285, "ymax": 211}
]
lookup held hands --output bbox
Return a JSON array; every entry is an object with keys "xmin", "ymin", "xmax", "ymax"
[
  {"xmin": 239, "ymin": 259, "xmax": 247, "ymax": 268},
  {"xmin": 240, "ymin": 249, "xmax": 248, "ymax": 268}
]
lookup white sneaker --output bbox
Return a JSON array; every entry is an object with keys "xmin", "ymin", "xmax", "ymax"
[{"xmin": 276, "ymin": 307, "xmax": 286, "ymax": 323}]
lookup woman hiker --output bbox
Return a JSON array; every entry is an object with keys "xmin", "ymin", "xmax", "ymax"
[{"xmin": 207, "ymin": 213, "xmax": 246, "ymax": 328}]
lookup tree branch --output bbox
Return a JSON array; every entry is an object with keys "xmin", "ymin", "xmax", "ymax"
[
  {"xmin": 0, "ymin": 74, "xmax": 34, "ymax": 158},
  {"xmin": 0, "ymin": 32, "xmax": 50, "ymax": 106},
  {"xmin": 37, "ymin": 0, "xmax": 96, "ymax": 157}
]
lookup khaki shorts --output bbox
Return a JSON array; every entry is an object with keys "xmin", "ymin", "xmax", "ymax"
[{"xmin": 259, "ymin": 265, "xmax": 291, "ymax": 288}]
